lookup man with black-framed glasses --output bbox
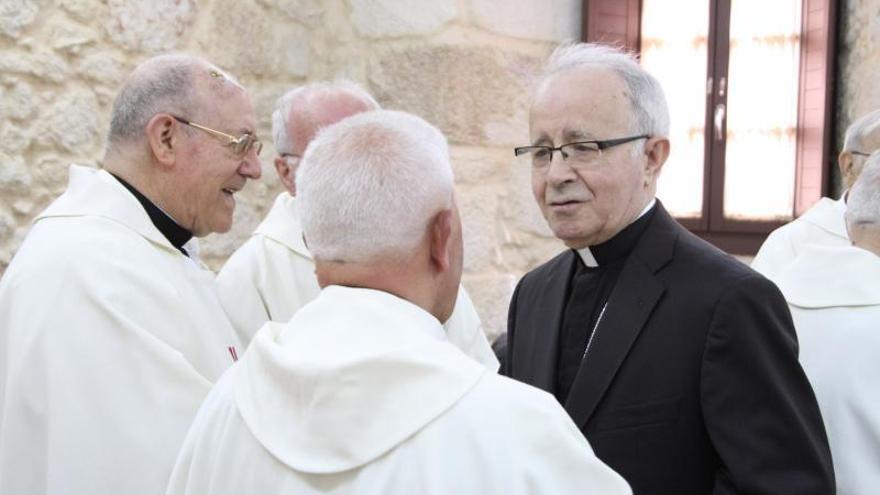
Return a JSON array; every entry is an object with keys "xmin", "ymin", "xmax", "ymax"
[
  {"xmin": 503, "ymin": 42, "xmax": 833, "ymax": 494},
  {"xmin": 0, "ymin": 53, "xmax": 260, "ymax": 495},
  {"xmin": 753, "ymin": 108, "xmax": 880, "ymax": 280}
]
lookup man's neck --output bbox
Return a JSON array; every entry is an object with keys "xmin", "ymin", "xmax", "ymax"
[
  {"xmin": 316, "ymin": 259, "xmax": 444, "ymax": 321},
  {"xmin": 108, "ymin": 163, "xmax": 188, "ymax": 227},
  {"xmin": 109, "ymin": 169, "xmax": 193, "ymax": 255}
]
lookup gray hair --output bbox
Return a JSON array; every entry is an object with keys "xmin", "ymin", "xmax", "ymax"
[
  {"xmin": 107, "ymin": 53, "xmax": 242, "ymax": 146},
  {"xmin": 297, "ymin": 110, "xmax": 454, "ymax": 263},
  {"xmin": 537, "ymin": 43, "xmax": 670, "ymax": 138},
  {"xmin": 271, "ymin": 80, "xmax": 380, "ymax": 155},
  {"xmin": 843, "ymin": 109, "xmax": 880, "ymax": 152},
  {"xmin": 846, "ymin": 152, "xmax": 880, "ymax": 229}
]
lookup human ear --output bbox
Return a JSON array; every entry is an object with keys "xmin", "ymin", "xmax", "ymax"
[
  {"xmin": 429, "ymin": 209, "xmax": 454, "ymax": 272},
  {"xmin": 146, "ymin": 114, "xmax": 178, "ymax": 168},
  {"xmin": 274, "ymin": 157, "xmax": 297, "ymax": 196},
  {"xmin": 838, "ymin": 151, "xmax": 855, "ymax": 189},
  {"xmin": 643, "ymin": 137, "xmax": 670, "ymax": 182}
]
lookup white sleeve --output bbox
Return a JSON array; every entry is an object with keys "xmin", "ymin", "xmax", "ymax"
[
  {"xmin": 216, "ymin": 238, "xmax": 272, "ymax": 347},
  {"xmin": 0, "ymin": 250, "xmax": 213, "ymax": 495},
  {"xmin": 751, "ymin": 227, "xmax": 795, "ymax": 280},
  {"xmin": 516, "ymin": 397, "xmax": 632, "ymax": 494}
]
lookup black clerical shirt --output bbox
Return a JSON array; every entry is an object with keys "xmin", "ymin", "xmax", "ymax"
[
  {"xmin": 554, "ymin": 204, "xmax": 657, "ymax": 404},
  {"xmin": 112, "ymin": 174, "xmax": 193, "ymax": 257}
]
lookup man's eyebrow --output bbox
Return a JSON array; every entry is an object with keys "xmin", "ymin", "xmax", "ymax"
[
  {"xmin": 530, "ymin": 129, "xmax": 597, "ymax": 146},
  {"xmin": 564, "ymin": 129, "xmax": 596, "ymax": 141}
]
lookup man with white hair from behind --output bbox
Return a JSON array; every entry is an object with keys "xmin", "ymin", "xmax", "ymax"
[
  {"xmin": 167, "ymin": 110, "xmax": 631, "ymax": 495},
  {"xmin": 753, "ymin": 109, "xmax": 880, "ymax": 279},
  {"xmin": 774, "ymin": 153, "xmax": 880, "ymax": 495},
  {"xmin": 216, "ymin": 81, "xmax": 498, "ymax": 370}
]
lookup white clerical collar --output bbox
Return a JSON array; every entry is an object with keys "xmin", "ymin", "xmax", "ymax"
[{"xmin": 576, "ymin": 198, "xmax": 656, "ymax": 267}]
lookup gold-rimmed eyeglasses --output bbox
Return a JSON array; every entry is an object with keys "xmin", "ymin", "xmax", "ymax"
[{"xmin": 172, "ymin": 115, "xmax": 262, "ymax": 157}]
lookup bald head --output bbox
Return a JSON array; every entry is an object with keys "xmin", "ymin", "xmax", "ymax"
[
  {"xmin": 271, "ymin": 81, "xmax": 379, "ymax": 195},
  {"xmin": 106, "ymin": 53, "xmax": 244, "ymax": 151},
  {"xmin": 101, "ymin": 53, "xmax": 261, "ymax": 238}
]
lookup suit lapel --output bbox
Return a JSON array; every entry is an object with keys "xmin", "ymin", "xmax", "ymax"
[
  {"xmin": 563, "ymin": 204, "xmax": 678, "ymax": 429},
  {"xmin": 518, "ymin": 251, "xmax": 577, "ymax": 393}
]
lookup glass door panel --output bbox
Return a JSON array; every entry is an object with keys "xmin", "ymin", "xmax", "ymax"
[
  {"xmin": 640, "ymin": 0, "xmax": 710, "ymax": 219},
  {"xmin": 723, "ymin": 0, "xmax": 802, "ymax": 221}
]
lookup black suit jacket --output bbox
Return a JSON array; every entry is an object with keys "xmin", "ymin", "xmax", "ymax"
[{"xmin": 505, "ymin": 203, "xmax": 834, "ymax": 494}]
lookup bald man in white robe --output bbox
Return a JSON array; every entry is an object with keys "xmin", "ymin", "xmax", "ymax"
[
  {"xmin": 216, "ymin": 81, "xmax": 497, "ymax": 369},
  {"xmin": 0, "ymin": 55, "xmax": 261, "ymax": 495},
  {"xmin": 753, "ymin": 109, "xmax": 880, "ymax": 280},
  {"xmin": 775, "ymin": 155, "xmax": 880, "ymax": 495}
]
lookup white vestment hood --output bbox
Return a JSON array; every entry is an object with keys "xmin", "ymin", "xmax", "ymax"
[
  {"xmin": 775, "ymin": 244, "xmax": 880, "ymax": 308},
  {"xmin": 234, "ymin": 285, "xmax": 486, "ymax": 473},
  {"xmin": 798, "ymin": 196, "xmax": 848, "ymax": 240},
  {"xmin": 772, "ymin": 242, "xmax": 880, "ymax": 495}
]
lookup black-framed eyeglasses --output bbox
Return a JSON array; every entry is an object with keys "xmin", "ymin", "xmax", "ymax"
[
  {"xmin": 514, "ymin": 134, "xmax": 649, "ymax": 170},
  {"xmin": 172, "ymin": 115, "xmax": 262, "ymax": 157},
  {"xmin": 850, "ymin": 151, "xmax": 872, "ymax": 158}
]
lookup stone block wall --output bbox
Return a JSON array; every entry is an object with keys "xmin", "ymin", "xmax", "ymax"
[
  {"xmin": 1, "ymin": 0, "xmax": 877, "ymax": 340},
  {"xmin": 0, "ymin": 0, "xmax": 582, "ymax": 341}
]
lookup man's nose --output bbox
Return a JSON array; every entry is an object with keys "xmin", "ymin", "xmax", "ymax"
[
  {"xmin": 240, "ymin": 154, "xmax": 262, "ymax": 180},
  {"xmin": 544, "ymin": 149, "xmax": 575, "ymax": 185}
]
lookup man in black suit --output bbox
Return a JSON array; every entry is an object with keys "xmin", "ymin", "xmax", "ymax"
[{"xmin": 505, "ymin": 42, "xmax": 834, "ymax": 494}]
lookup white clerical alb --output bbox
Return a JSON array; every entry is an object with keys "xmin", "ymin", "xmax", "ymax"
[
  {"xmin": 217, "ymin": 192, "xmax": 499, "ymax": 369},
  {"xmin": 752, "ymin": 196, "xmax": 849, "ymax": 281},
  {"xmin": 167, "ymin": 286, "xmax": 631, "ymax": 495},
  {"xmin": 0, "ymin": 165, "xmax": 241, "ymax": 495},
  {"xmin": 774, "ymin": 243, "xmax": 880, "ymax": 495}
]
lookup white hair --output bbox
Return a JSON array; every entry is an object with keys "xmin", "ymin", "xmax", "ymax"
[
  {"xmin": 846, "ymin": 152, "xmax": 880, "ymax": 229},
  {"xmin": 271, "ymin": 80, "xmax": 380, "ymax": 155},
  {"xmin": 297, "ymin": 110, "xmax": 454, "ymax": 263},
  {"xmin": 843, "ymin": 109, "xmax": 880, "ymax": 153},
  {"xmin": 537, "ymin": 43, "xmax": 670, "ymax": 138},
  {"xmin": 107, "ymin": 53, "xmax": 241, "ymax": 146}
]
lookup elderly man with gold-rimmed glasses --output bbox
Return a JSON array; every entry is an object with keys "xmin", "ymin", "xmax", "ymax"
[{"xmin": 0, "ymin": 53, "xmax": 261, "ymax": 495}]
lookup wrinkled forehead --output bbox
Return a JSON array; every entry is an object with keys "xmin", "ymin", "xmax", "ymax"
[{"xmin": 529, "ymin": 68, "xmax": 635, "ymax": 143}]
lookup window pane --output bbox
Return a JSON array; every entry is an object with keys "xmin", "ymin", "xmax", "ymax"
[
  {"xmin": 640, "ymin": 0, "xmax": 710, "ymax": 219},
  {"xmin": 723, "ymin": 0, "xmax": 802, "ymax": 221}
]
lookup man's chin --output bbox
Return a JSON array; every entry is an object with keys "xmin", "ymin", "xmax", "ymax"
[
  {"xmin": 548, "ymin": 221, "xmax": 601, "ymax": 248},
  {"xmin": 556, "ymin": 231, "xmax": 599, "ymax": 249}
]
